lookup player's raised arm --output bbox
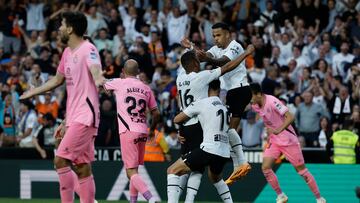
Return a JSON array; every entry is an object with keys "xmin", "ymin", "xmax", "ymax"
[
  {"xmin": 220, "ymin": 44, "xmax": 255, "ymax": 75},
  {"xmin": 198, "ymin": 50, "xmax": 231, "ymax": 66},
  {"xmin": 20, "ymin": 72, "xmax": 65, "ymax": 100}
]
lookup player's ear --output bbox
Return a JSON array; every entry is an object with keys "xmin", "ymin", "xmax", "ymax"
[{"xmin": 67, "ymin": 26, "xmax": 73, "ymax": 35}]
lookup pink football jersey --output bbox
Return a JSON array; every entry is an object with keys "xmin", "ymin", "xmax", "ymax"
[
  {"xmin": 252, "ymin": 94, "xmax": 299, "ymax": 146},
  {"xmin": 57, "ymin": 41, "xmax": 101, "ymax": 128}
]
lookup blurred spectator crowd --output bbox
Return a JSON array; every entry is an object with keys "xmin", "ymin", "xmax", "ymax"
[{"xmin": 1, "ymin": 0, "xmax": 360, "ymax": 157}]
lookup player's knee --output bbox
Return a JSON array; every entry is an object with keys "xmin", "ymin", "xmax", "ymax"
[
  {"xmin": 126, "ymin": 168, "xmax": 138, "ymax": 179},
  {"xmin": 73, "ymin": 163, "xmax": 92, "ymax": 178},
  {"xmin": 295, "ymin": 164, "xmax": 306, "ymax": 173},
  {"xmin": 208, "ymin": 172, "xmax": 221, "ymax": 183},
  {"xmin": 167, "ymin": 166, "xmax": 175, "ymax": 174},
  {"xmin": 53, "ymin": 156, "xmax": 70, "ymax": 169},
  {"xmin": 261, "ymin": 164, "xmax": 271, "ymax": 171}
]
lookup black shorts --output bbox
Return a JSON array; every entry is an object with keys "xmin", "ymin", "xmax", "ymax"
[
  {"xmin": 183, "ymin": 148, "xmax": 228, "ymax": 175},
  {"xmin": 226, "ymin": 85, "xmax": 252, "ymax": 118},
  {"xmin": 179, "ymin": 122, "xmax": 203, "ymax": 155}
]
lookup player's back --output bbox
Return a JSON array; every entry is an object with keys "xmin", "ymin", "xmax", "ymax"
[
  {"xmin": 104, "ymin": 77, "xmax": 157, "ymax": 134},
  {"xmin": 188, "ymin": 96, "xmax": 230, "ymax": 158},
  {"xmin": 176, "ymin": 68, "xmax": 221, "ymax": 125}
]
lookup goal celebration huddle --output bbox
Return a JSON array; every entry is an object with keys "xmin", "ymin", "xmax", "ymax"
[{"xmin": 19, "ymin": 11, "xmax": 326, "ymax": 203}]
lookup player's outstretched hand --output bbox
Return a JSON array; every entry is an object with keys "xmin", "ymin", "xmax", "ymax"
[
  {"xmin": 266, "ymin": 127, "xmax": 281, "ymax": 135},
  {"xmin": 54, "ymin": 122, "xmax": 66, "ymax": 140},
  {"xmin": 196, "ymin": 49, "xmax": 208, "ymax": 61},
  {"xmin": 245, "ymin": 44, "xmax": 255, "ymax": 55},
  {"xmin": 180, "ymin": 37, "xmax": 192, "ymax": 49},
  {"xmin": 19, "ymin": 90, "xmax": 34, "ymax": 100}
]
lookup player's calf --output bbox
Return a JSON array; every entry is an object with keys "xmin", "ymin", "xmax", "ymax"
[
  {"xmin": 208, "ymin": 170, "xmax": 233, "ymax": 203},
  {"xmin": 295, "ymin": 165, "xmax": 323, "ymax": 201},
  {"xmin": 167, "ymin": 158, "xmax": 191, "ymax": 203}
]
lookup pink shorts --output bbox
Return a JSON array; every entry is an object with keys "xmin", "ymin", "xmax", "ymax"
[
  {"xmin": 263, "ymin": 142, "xmax": 305, "ymax": 166},
  {"xmin": 120, "ymin": 130, "xmax": 147, "ymax": 169},
  {"xmin": 57, "ymin": 122, "xmax": 97, "ymax": 164}
]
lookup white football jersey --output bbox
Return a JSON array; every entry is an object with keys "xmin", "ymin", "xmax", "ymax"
[
  {"xmin": 207, "ymin": 40, "xmax": 248, "ymax": 90},
  {"xmin": 176, "ymin": 67, "xmax": 221, "ymax": 126},
  {"xmin": 184, "ymin": 96, "xmax": 231, "ymax": 158}
]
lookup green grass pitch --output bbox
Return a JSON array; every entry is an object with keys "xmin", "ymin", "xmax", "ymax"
[{"xmin": 0, "ymin": 199, "xmax": 242, "ymax": 203}]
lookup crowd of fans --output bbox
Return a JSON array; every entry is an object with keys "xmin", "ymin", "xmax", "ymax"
[{"xmin": 0, "ymin": 0, "xmax": 360, "ymax": 157}]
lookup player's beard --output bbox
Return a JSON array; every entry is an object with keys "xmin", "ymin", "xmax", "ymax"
[{"xmin": 60, "ymin": 33, "xmax": 69, "ymax": 44}]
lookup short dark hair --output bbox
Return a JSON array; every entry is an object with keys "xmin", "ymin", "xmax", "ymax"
[
  {"xmin": 250, "ymin": 83, "xmax": 262, "ymax": 94},
  {"xmin": 180, "ymin": 50, "xmax": 197, "ymax": 70},
  {"xmin": 83, "ymin": 35, "xmax": 95, "ymax": 44},
  {"xmin": 21, "ymin": 99, "xmax": 34, "ymax": 110},
  {"xmin": 161, "ymin": 69, "xmax": 171, "ymax": 77},
  {"xmin": 43, "ymin": 113, "xmax": 55, "ymax": 123},
  {"xmin": 342, "ymin": 119, "xmax": 354, "ymax": 130},
  {"xmin": 212, "ymin": 22, "xmax": 230, "ymax": 31},
  {"xmin": 209, "ymin": 80, "xmax": 221, "ymax": 91},
  {"xmin": 62, "ymin": 11, "xmax": 87, "ymax": 37}
]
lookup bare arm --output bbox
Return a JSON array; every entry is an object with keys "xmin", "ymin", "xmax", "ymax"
[
  {"xmin": 174, "ymin": 112, "xmax": 191, "ymax": 124},
  {"xmin": 21, "ymin": 128, "xmax": 33, "ymax": 139},
  {"xmin": 277, "ymin": 111, "xmax": 295, "ymax": 133},
  {"xmin": 32, "ymin": 136, "xmax": 47, "ymax": 159},
  {"xmin": 74, "ymin": 0, "xmax": 85, "ymax": 11},
  {"xmin": 49, "ymin": 8, "xmax": 64, "ymax": 20},
  {"xmin": 18, "ymin": 25, "xmax": 31, "ymax": 49},
  {"xmin": 198, "ymin": 22, "xmax": 206, "ymax": 42},
  {"xmin": 199, "ymin": 52, "xmax": 230, "ymax": 66},
  {"xmin": 219, "ymin": 44, "xmax": 255, "ymax": 75},
  {"xmin": 20, "ymin": 72, "xmax": 65, "ymax": 99},
  {"xmin": 150, "ymin": 109, "xmax": 160, "ymax": 132},
  {"xmin": 89, "ymin": 64, "xmax": 106, "ymax": 87}
]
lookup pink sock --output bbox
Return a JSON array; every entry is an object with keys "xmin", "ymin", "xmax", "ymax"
[
  {"xmin": 130, "ymin": 181, "xmax": 138, "ymax": 203},
  {"xmin": 79, "ymin": 175, "xmax": 96, "ymax": 203},
  {"xmin": 263, "ymin": 169, "xmax": 282, "ymax": 195},
  {"xmin": 298, "ymin": 168, "xmax": 321, "ymax": 199},
  {"xmin": 56, "ymin": 167, "xmax": 75, "ymax": 203},
  {"xmin": 71, "ymin": 171, "xmax": 80, "ymax": 197},
  {"xmin": 131, "ymin": 174, "xmax": 152, "ymax": 200}
]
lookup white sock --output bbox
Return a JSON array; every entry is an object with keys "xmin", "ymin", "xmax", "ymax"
[
  {"xmin": 184, "ymin": 172, "xmax": 202, "ymax": 203},
  {"xmin": 167, "ymin": 174, "xmax": 180, "ymax": 203},
  {"xmin": 148, "ymin": 197, "xmax": 157, "ymax": 203},
  {"xmin": 228, "ymin": 128, "xmax": 246, "ymax": 166},
  {"xmin": 214, "ymin": 180, "xmax": 233, "ymax": 203},
  {"xmin": 178, "ymin": 173, "xmax": 189, "ymax": 197}
]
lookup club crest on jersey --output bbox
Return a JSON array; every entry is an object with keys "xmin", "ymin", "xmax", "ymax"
[
  {"xmin": 90, "ymin": 52, "xmax": 97, "ymax": 60},
  {"xmin": 230, "ymin": 46, "xmax": 240, "ymax": 55},
  {"xmin": 274, "ymin": 102, "xmax": 282, "ymax": 111}
]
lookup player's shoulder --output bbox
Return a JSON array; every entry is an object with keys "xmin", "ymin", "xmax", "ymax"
[
  {"xmin": 82, "ymin": 41, "xmax": 98, "ymax": 52},
  {"xmin": 208, "ymin": 45, "xmax": 220, "ymax": 53},
  {"xmin": 265, "ymin": 94, "xmax": 278, "ymax": 102},
  {"xmin": 228, "ymin": 40, "xmax": 243, "ymax": 50},
  {"xmin": 62, "ymin": 47, "xmax": 70, "ymax": 55}
]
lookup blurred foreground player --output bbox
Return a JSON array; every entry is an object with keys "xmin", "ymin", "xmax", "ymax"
[{"xmin": 20, "ymin": 12, "xmax": 105, "ymax": 203}]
